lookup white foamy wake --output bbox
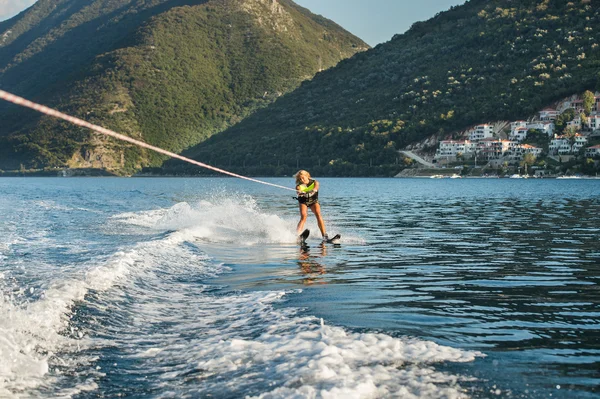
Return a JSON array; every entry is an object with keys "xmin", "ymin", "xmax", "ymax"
[
  {"xmin": 206, "ymin": 296, "xmax": 483, "ymax": 399},
  {"xmin": 111, "ymin": 195, "xmax": 298, "ymax": 244},
  {"xmin": 0, "ymin": 212, "xmax": 222, "ymax": 398},
  {"xmin": 105, "ymin": 199, "xmax": 484, "ymax": 398},
  {"xmin": 111, "ymin": 195, "xmax": 367, "ymax": 245},
  {"xmin": 0, "ymin": 248, "xmax": 138, "ymax": 397},
  {"xmin": 1, "ymin": 196, "xmax": 482, "ymax": 398},
  {"xmin": 122, "ymin": 289, "xmax": 483, "ymax": 399}
]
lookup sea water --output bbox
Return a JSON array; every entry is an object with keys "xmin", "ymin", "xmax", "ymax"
[{"xmin": 0, "ymin": 177, "xmax": 598, "ymax": 398}]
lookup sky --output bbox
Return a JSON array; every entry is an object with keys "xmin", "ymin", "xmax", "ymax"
[
  {"xmin": 0, "ymin": 0, "xmax": 465, "ymax": 46},
  {"xmin": 294, "ymin": 0, "xmax": 465, "ymax": 46},
  {"xmin": 0, "ymin": 0, "xmax": 37, "ymax": 22}
]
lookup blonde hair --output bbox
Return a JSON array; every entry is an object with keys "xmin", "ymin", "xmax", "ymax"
[{"xmin": 294, "ymin": 170, "xmax": 310, "ymax": 186}]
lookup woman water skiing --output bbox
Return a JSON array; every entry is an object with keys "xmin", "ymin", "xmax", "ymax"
[{"xmin": 294, "ymin": 170, "xmax": 329, "ymax": 242}]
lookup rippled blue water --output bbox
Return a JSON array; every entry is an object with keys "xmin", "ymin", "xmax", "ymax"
[{"xmin": 0, "ymin": 177, "xmax": 598, "ymax": 398}]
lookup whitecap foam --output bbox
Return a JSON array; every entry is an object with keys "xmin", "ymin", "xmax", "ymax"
[
  {"xmin": 34, "ymin": 200, "xmax": 73, "ymax": 212},
  {"xmin": 32, "ymin": 200, "xmax": 99, "ymax": 214}
]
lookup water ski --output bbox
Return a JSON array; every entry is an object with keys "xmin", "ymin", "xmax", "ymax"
[
  {"xmin": 298, "ymin": 229, "xmax": 310, "ymax": 244},
  {"xmin": 323, "ymin": 234, "xmax": 341, "ymax": 244}
]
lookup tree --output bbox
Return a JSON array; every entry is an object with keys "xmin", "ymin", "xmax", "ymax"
[
  {"xmin": 582, "ymin": 90, "xmax": 595, "ymax": 115},
  {"xmin": 521, "ymin": 153, "xmax": 536, "ymax": 175},
  {"xmin": 581, "ymin": 113, "xmax": 589, "ymax": 130},
  {"xmin": 582, "ymin": 158, "xmax": 598, "ymax": 175},
  {"xmin": 555, "ymin": 108, "xmax": 576, "ymax": 133}
]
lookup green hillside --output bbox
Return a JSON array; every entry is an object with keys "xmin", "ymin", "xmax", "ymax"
[
  {"xmin": 180, "ymin": 0, "xmax": 600, "ymax": 176},
  {"xmin": 0, "ymin": 0, "xmax": 367, "ymax": 173}
]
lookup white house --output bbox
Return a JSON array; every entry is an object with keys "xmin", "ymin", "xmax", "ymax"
[
  {"xmin": 510, "ymin": 127, "xmax": 528, "ymax": 142},
  {"xmin": 585, "ymin": 144, "xmax": 600, "ymax": 157},
  {"xmin": 434, "ymin": 140, "xmax": 476, "ymax": 160},
  {"xmin": 469, "ymin": 124, "xmax": 494, "ymax": 141},
  {"xmin": 518, "ymin": 144, "xmax": 543, "ymax": 156},
  {"xmin": 526, "ymin": 121, "xmax": 555, "ymax": 136},
  {"xmin": 586, "ymin": 114, "xmax": 600, "ymax": 131},
  {"xmin": 506, "ymin": 144, "xmax": 542, "ymax": 161},
  {"xmin": 573, "ymin": 134, "xmax": 588, "ymax": 152},
  {"xmin": 511, "ymin": 121, "xmax": 527, "ymax": 132},
  {"xmin": 550, "ymin": 134, "xmax": 588, "ymax": 155},
  {"xmin": 539, "ymin": 108, "xmax": 559, "ymax": 121},
  {"xmin": 550, "ymin": 137, "xmax": 570, "ymax": 155},
  {"xmin": 477, "ymin": 138, "xmax": 516, "ymax": 160}
]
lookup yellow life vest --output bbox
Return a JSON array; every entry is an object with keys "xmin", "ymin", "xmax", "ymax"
[{"xmin": 298, "ymin": 180, "xmax": 315, "ymax": 193}]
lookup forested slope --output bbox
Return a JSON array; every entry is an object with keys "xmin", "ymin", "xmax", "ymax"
[
  {"xmin": 182, "ymin": 0, "xmax": 600, "ymax": 176},
  {"xmin": 0, "ymin": 0, "xmax": 367, "ymax": 173}
]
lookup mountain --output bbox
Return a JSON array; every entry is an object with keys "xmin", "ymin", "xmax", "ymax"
[
  {"xmin": 179, "ymin": 0, "xmax": 600, "ymax": 177},
  {"xmin": 0, "ymin": 0, "xmax": 367, "ymax": 173}
]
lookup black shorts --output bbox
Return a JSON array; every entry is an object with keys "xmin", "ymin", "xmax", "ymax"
[{"xmin": 298, "ymin": 195, "xmax": 319, "ymax": 207}]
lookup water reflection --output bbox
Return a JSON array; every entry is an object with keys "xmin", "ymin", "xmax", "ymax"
[{"xmin": 297, "ymin": 243, "xmax": 328, "ymax": 285}]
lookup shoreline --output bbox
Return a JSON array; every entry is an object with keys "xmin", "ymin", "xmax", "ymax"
[
  {"xmin": 1, "ymin": 167, "xmax": 599, "ymax": 179},
  {"xmin": 2, "ymin": 172, "xmax": 599, "ymax": 179}
]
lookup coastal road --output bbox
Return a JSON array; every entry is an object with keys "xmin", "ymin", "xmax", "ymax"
[{"xmin": 398, "ymin": 150, "xmax": 435, "ymax": 168}]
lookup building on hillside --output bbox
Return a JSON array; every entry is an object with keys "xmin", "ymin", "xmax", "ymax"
[
  {"xmin": 550, "ymin": 134, "xmax": 588, "ymax": 155},
  {"xmin": 585, "ymin": 144, "xmax": 600, "ymax": 158},
  {"xmin": 511, "ymin": 121, "xmax": 527, "ymax": 132},
  {"xmin": 517, "ymin": 144, "xmax": 543, "ymax": 157},
  {"xmin": 539, "ymin": 109, "xmax": 559, "ymax": 121},
  {"xmin": 506, "ymin": 144, "xmax": 542, "ymax": 161},
  {"xmin": 573, "ymin": 134, "xmax": 589, "ymax": 152},
  {"xmin": 586, "ymin": 114, "xmax": 600, "ymax": 131},
  {"xmin": 594, "ymin": 96, "xmax": 600, "ymax": 113},
  {"xmin": 510, "ymin": 127, "xmax": 528, "ymax": 142},
  {"xmin": 434, "ymin": 140, "xmax": 476, "ymax": 161},
  {"xmin": 469, "ymin": 124, "xmax": 494, "ymax": 141},
  {"xmin": 560, "ymin": 95, "xmax": 600, "ymax": 113},
  {"xmin": 549, "ymin": 137, "xmax": 571, "ymax": 155},
  {"xmin": 477, "ymin": 138, "xmax": 516, "ymax": 160},
  {"xmin": 569, "ymin": 99, "xmax": 584, "ymax": 113},
  {"xmin": 526, "ymin": 121, "xmax": 554, "ymax": 136}
]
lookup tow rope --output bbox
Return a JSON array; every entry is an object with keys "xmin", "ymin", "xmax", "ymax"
[{"xmin": 0, "ymin": 89, "xmax": 294, "ymax": 192}]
